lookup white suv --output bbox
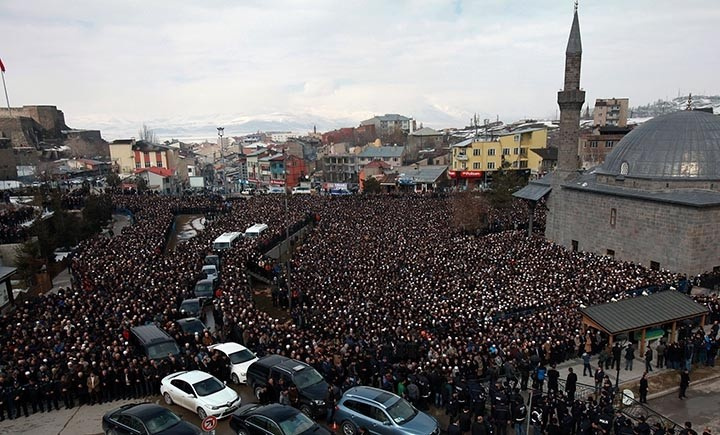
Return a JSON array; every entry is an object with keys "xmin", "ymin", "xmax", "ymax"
[
  {"xmin": 292, "ymin": 186, "xmax": 312, "ymax": 195},
  {"xmin": 161, "ymin": 370, "xmax": 240, "ymax": 419}
]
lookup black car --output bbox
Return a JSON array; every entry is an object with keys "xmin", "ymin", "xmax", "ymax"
[
  {"xmin": 230, "ymin": 403, "xmax": 332, "ymax": 435},
  {"xmin": 179, "ymin": 297, "xmax": 212, "ymax": 319},
  {"xmin": 177, "ymin": 317, "xmax": 207, "ymax": 335},
  {"xmin": 246, "ymin": 355, "xmax": 329, "ymax": 418},
  {"xmin": 102, "ymin": 402, "xmax": 200, "ymax": 435}
]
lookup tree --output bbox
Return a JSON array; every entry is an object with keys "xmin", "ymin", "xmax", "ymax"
[
  {"xmin": 15, "ymin": 240, "xmax": 43, "ymax": 287},
  {"xmin": 139, "ymin": 124, "xmax": 157, "ymax": 144},
  {"xmin": 106, "ymin": 173, "xmax": 121, "ymax": 189},
  {"xmin": 450, "ymin": 191, "xmax": 489, "ymax": 234},
  {"xmin": 81, "ymin": 195, "xmax": 113, "ymax": 237},
  {"xmin": 136, "ymin": 176, "xmax": 148, "ymax": 193},
  {"xmin": 363, "ymin": 177, "xmax": 381, "ymax": 194},
  {"xmin": 486, "ymin": 168, "xmax": 527, "ymax": 209}
]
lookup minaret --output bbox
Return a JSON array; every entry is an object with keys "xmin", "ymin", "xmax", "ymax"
[{"xmin": 556, "ymin": 2, "xmax": 585, "ymax": 179}]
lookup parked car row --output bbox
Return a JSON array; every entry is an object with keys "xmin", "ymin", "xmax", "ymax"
[{"xmin": 104, "ymin": 354, "xmax": 439, "ymax": 435}]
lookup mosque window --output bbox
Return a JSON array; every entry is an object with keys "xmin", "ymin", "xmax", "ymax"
[
  {"xmin": 610, "ymin": 208, "xmax": 616, "ymax": 227},
  {"xmin": 620, "ymin": 161, "xmax": 629, "ymax": 175}
]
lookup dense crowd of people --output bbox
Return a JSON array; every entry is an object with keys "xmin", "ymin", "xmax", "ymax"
[
  {"xmin": 0, "ymin": 205, "xmax": 36, "ymax": 244},
  {"xmin": 0, "ymin": 192, "xmax": 717, "ymax": 434}
]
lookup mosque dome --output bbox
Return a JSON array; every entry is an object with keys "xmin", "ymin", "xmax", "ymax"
[{"xmin": 599, "ymin": 110, "xmax": 720, "ymax": 180}]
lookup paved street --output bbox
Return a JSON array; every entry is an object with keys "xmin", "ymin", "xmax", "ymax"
[{"xmin": 647, "ymin": 375, "xmax": 720, "ymax": 432}]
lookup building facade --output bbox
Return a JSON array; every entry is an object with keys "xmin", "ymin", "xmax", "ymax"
[
  {"xmin": 450, "ymin": 128, "xmax": 548, "ymax": 188},
  {"xmin": 578, "ymin": 126, "xmax": 632, "ymax": 169},
  {"xmin": 593, "ymin": 98, "xmax": 629, "ymax": 127},
  {"xmin": 360, "ymin": 114, "xmax": 416, "ymax": 135}
]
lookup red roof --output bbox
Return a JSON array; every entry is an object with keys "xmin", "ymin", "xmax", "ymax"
[
  {"xmin": 365, "ymin": 160, "xmax": 391, "ymax": 169},
  {"xmin": 134, "ymin": 167, "xmax": 174, "ymax": 177}
]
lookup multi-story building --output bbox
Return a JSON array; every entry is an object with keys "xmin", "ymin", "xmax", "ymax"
[
  {"xmin": 110, "ymin": 139, "xmax": 188, "ymax": 182},
  {"xmin": 450, "ymin": 128, "xmax": 548, "ymax": 188},
  {"xmin": 360, "ymin": 114, "xmax": 416, "ymax": 135},
  {"xmin": 593, "ymin": 98, "xmax": 629, "ymax": 127},
  {"xmin": 578, "ymin": 125, "xmax": 633, "ymax": 169},
  {"xmin": 358, "ymin": 146, "xmax": 406, "ymax": 169},
  {"xmin": 322, "ymin": 153, "xmax": 360, "ymax": 183}
]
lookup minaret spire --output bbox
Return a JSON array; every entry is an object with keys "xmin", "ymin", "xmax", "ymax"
[{"xmin": 556, "ymin": 2, "xmax": 586, "ymax": 177}]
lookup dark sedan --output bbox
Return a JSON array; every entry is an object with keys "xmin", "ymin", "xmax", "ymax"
[
  {"xmin": 102, "ymin": 402, "xmax": 200, "ymax": 435},
  {"xmin": 230, "ymin": 403, "xmax": 332, "ymax": 435}
]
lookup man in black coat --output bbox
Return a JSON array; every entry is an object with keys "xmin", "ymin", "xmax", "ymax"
[
  {"xmin": 679, "ymin": 369, "xmax": 690, "ymax": 399},
  {"xmin": 565, "ymin": 367, "xmax": 577, "ymax": 401}
]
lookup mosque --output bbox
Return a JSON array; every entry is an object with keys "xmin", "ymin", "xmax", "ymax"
[{"xmin": 515, "ymin": 6, "xmax": 720, "ymax": 275}]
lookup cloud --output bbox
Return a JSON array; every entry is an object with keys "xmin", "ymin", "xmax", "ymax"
[{"xmin": 0, "ymin": 0, "xmax": 718, "ymax": 140}]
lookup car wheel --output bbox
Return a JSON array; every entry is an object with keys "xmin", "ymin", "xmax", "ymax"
[
  {"xmin": 299, "ymin": 404, "xmax": 312, "ymax": 417},
  {"xmin": 341, "ymin": 421, "xmax": 356, "ymax": 435},
  {"xmin": 232, "ymin": 373, "xmax": 240, "ymax": 385},
  {"xmin": 163, "ymin": 392, "xmax": 173, "ymax": 405},
  {"xmin": 197, "ymin": 407, "xmax": 207, "ymax": 419},
  {"xmin": 254, "ymin": 385, "xmax": 264, "ymax": 401}
]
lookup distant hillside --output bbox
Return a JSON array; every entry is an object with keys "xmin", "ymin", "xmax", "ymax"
[{"xmin": 630, "ymin": 95, "xmax": 720, "ymax": 118}]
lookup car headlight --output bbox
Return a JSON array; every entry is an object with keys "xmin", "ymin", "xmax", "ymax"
[
  {"xmin": 313, "ymin": 400, "xmax": 325, "ymax": 406},
  {"xmin": 211, "ymin": 404, "xmax": 224, "ymax": 410}
]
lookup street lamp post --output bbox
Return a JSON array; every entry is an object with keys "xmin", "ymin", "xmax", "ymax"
[
  {"xmin": 217, "ymin": 127, "xmax": 225, "ymax": 193},
  {"xmin": 284, "ymin": 150, "xmax": 291, "ymax": 312}
]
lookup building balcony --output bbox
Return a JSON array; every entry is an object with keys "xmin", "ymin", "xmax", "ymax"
[{"xmin": 455, "ymin": 154, "xmax": 468, "ymax": 161}]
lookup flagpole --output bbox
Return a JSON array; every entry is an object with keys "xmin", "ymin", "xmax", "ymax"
[{"xmin": 1, "ymin": 70, "xmax": 11, "ymax": 117}]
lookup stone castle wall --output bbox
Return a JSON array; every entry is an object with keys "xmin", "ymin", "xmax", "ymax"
[{"xmin": 545, "ymin": 186, "xmax": 720, "ymax": 275}]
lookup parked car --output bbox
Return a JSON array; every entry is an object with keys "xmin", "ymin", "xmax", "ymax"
[
  {"xmin": 267, "ymin": 186, "xmax": 285, "ymax": 194},
  {"xmin": 230, "ymin": 403, "xmax": 332, "ymax": 435},
  {"xmin": 194, "ymin": 278, "xmax": 216, "ymax": 298},
  {"xmin": 130, "ymin": 324, "xmax": 181, "ymax": 361},
  {"xmin": 102, "ymin": 402, "xmax": 200, "ymax": 435},
  {"xmin": 291, "ymin": 186, "xmax": 313, "ymax": 195},
  {"xmin": 179, "ymin": 297, "xmax": 212, "ymax": 319},
  {"xmin": 204, "ymin": 254, "xmax": 221, "ymax": 270},
  {"xmin": 202, "ymin": 264, "xmax": 219, "ymax": 282},
  {"xmin": 334, "ymin": 386, "xmax": 439, "ymax": 435},
  {"xmin": 161, "ymin": 370, "xmax": 240, "ymax": 420},
  {"xmin": 246, "ymin": 355, "xmax": 328, "ymax": 418},
  {"xmin": 176, "ymin": 318, "xmax": 207, "ymax": 335},
  {"xmin": 208, "ymin": 342, "xmax": 259, "ymax": 384}
]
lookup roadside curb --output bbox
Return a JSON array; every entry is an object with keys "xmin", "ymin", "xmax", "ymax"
[{"xmin": 646, "ymin": 370, "xmax": 720, "ymax": 401}]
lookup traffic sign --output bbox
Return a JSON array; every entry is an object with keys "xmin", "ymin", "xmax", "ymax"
[{"xmin": 201, "ymin": 415, "xmax": 218, "ymax": 432}]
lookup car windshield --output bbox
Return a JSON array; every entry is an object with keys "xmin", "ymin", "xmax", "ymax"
[
  {"xmin": 180, "ymin": 301, "xmax": 199, "ymax": 313},
  {"xmin": 147, "ymin": 342, "xmax": 180, "ymax": 360},
  {"xmin": 229, "ymin": 349, "xmax": 256, "ymax": 365},
  {"xmin": 180, "ymin": 320, "xmax": 205, "ymax": 334},
  {"xmin": 292, "ymin": 368, "xmax": 324, "ymax": 389},
  {"xmin": 386, "ymin": 397, "xmax": 417, "ymax": 425},
  {"xmin": 278, "ymin": 411, "xmax": 316, "ymax": 435},
  {"xmin": 195, "ymin": 282, "xmax": 213, "ymax": 297},
  {"xmin": 144, "ymin": 409, "xmax": 182, "ymax": 434},
  {"xmin": 193, "ymin": 376, "xmax": 225, "ymax": 397}
]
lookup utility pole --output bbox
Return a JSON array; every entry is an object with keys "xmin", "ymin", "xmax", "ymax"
[
  {"xmin": 217, "ymin": 127, "xmax": 225, "ymax": 192},
  {"xmin": 284, "ymin": 149, "xmax": 292, "ymax": 312}
]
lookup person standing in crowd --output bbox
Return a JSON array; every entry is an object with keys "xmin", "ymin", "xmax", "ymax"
[
  {"xmin": 639, "ymin": 372, "xmax": 648, "ymax": 403},
  {"xmin": 656, "ymin": 340, "xmax": 666, "ymax": 369},
  {"xmin": 645, "ymin": 346, "xmax": 654, "ymax": 372},
  {"xmin": 679, "ymin": 369, "xmax": 690, "ymax": 399},
  {"xmin": 612, "ymin": 342, "xmax": 622, "ymax": 371},
  {"xmin": 565, "ymin": 367, "xmax": 577, "ymax": 400},
  {"xmin": 625, "ymin": 344, "xmax": 635, "ymax": 371},
  {"xmin": 582, "ymin": 353, "xmax": 592, "ymax": 377}
]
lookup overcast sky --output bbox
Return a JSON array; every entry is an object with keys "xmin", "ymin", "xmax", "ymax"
[{"xmin": 1, "ymin": 0, "xmax": 719, "ymax": 139}]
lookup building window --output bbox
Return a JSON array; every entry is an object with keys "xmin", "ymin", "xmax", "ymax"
[
  {"xmin": 473, "ymin": 162, "xmax": 481, "ymax": 169},
  {"xmin": 473, "ymin": 149, "xmax": 481, "ymax": 156},
  {"xmin": 135, "ymin": 162, "xmax": 141, "ymax": 169},
  {"xmin": 519, "ymin": 161, "xmax": 528, "ymax": 168},
  {"xmin": 513, "ymin": 147, "xmax": 520, "ymax": 155},
  {"xmin": 610, "ymin": 208, "xmax": 616, "ymax": 227},
  {"xmin": 606, "ymin": 249, "xmax": 615, "ymax": 258},
  {"xmin": 488, "ymin": 148, "xmax": 496, "ymax": 156},
  {"xmin": 145, "ymin": 161, "xmax": 151, "ymax": 168},
  {"xmin": 487, "ymin": 162, "xmax": 495, "ymax": 169},
  {"xmin": 590, "ymin": 141, "xmax": 598, "ymax": 148},
  {"xmin": 606, "ymin": 141, "xmax": 615, "ymax": 148},
  {"xmin": 571, "ymin": 240, "xmax": 579, "ymax": 252},
  {"xmin": 512, "ymin": 161, "xmax": 519, "ymax": 168},
  {"xmin": 650, "ymin": 261, "xmax": 660, "ymax": 271},
  {"xmin": 514, "ymin": 134, "xmax": 520, "ymax": 142},
  {"xmin": 502, "ymin": 148, "xmax": 510, "ymax": 156},
  {"xmin": 157, "ymin": 161, "xmax": 163, "ymax": 168}
]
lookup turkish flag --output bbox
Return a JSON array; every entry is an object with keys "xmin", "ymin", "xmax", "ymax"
[{"xmin": 0, "ymin": 58, "xmax": 4, "ymax": 72}]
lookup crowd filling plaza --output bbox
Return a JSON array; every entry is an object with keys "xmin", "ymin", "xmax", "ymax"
[{"xmin": 0, "ymin": 192, "xmax": 719, "ymax": 435}]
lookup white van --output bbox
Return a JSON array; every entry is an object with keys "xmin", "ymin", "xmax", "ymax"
[
  {"xmin": 212, "ymin": 232, "xmax": 242, "ymax": 251},
  {"xmin": 244, "ymin": 223, "xmax": 268, "ymax": 239}
]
